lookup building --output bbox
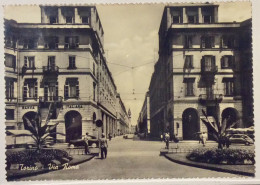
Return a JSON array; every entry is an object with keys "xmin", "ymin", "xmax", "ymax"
[
  {"xmin": 148, "ymin": 3, "xmax": 253, "ymax": 140},
  {"xmin": 116, "ymin": 93, "xmax": 131, "ymax": 135},
  {"xmin": 5, "ymin": 6, "xmax": 129, "ymax": 144},
  {"xmin": 137, "ymin": 92, "xmax": 150, "ymax": 135}
]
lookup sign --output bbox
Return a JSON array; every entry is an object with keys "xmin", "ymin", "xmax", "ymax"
[
  {"xmin": 68, "ymin": 105, "xmax": 83, "ymax": 108},
  {"xmin": 22, "ymin": 106, "xmax": 35, "ymax": 109}
]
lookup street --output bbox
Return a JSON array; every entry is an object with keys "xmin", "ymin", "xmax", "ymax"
[{"xmin": 20, "ymin": 135, "xmax": 243, "ymax": 180}]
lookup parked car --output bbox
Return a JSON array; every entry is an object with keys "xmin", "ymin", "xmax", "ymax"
[{"xmin": 228, "ymin": 134, "xmax": 254, "ymax": 146}]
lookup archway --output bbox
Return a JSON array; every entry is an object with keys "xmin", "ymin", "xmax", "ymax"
[
  {"xmin": 182, "ymin": 108, "xmax": 199, "ymax": 140},
  {"xmin": 222, "ymin": 108, "xmax": 239, "ymax": 128},
  {"xmin": 22, "ymin": 111, "xmax": 37, "ymax": 130},
  {"xmin": 65, "ymin": 111, "xmax": 82, "ymax": 142}
]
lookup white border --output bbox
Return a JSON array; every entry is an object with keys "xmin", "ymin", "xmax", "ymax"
[{"xmin": 0, "ymin": 0, "xmax": 259, "ymax": 184}]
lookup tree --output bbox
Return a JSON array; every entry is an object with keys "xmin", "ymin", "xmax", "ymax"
[
  {"xmin": 16, "ymin": 103, "xmax": 65, "ymax": 150},
  {"xmin": 201, "ymin": 105, "xmax": 238, "ymax": 149}
]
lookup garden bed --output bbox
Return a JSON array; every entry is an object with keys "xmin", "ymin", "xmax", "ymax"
[
  {"xmin": 187, "ymin": 148, "xmax": 255, "ymax": 165},
  {"xmin": 6, "ymin": 148, "xmax": 72, "ymax": 170}
]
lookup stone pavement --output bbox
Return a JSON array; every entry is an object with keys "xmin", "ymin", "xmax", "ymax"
[{"xmin": 19, "ymin": 135, "xmax": 243, "ymax": 180}]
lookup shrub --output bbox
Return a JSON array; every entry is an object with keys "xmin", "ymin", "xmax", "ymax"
[
  {"xmin": 6, "ymin": 149, "xmax": 71, "ymax": 169},
  {"xmin": 187, "ymin": 148, "xmax": 255, "ymax": 165}
]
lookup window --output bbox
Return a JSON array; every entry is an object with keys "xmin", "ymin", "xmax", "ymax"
[
  {"xmin": 68, "ymin": 56, "xmax": 76, "ymax": 69},
  {"xmin": 24, "ymin": 56, "xmax": 35, "ymax": 69},
  {"xmin": 5, "ymin": 54, "xmax": 16, "ymax": 69},
  {"xmin": 184, "ymin": 35, "xmax": 193, "ymax": 48},
  {"xmin": 81, "ymin": 16, "xmax": 89, "ymax": 24},
  {"xmin": 188, "ymin": 16, "xmax": 197, "ymax": 23},
  {"xmin": 64, "ymin": 78, "xmax": 79, "ymax": 99},
  {"xmin": 221, "ymin": 36, "xmax": 235, "ymax": 48},
  {"xmin": 6, "ymin": 109, "xmax": 14, "ymax": 120},
  {"xmin": 5, "ymin": 78, "xmax": 15, "ymax": 99},
  {"xmin": 47, "ymin": 56, "xmax": 56, "ymax": 71},
  {"xmin": 23, "ymin": 38, "xmax": 37, "ymax": 49},
  {"xmin": 184, "ymin": 78, "xmax": 195, "ymax": 96},
  {"xmin": 223, "ymin": 78, "xmax": 234, "ymax": 96},
  {"xmin": 203, "ymin": 15, "xmax": 212, "ymax": 23},
  {"xmin": 201, "ymin": 36, "xmax": 215, "ymax": 48},
  {"xmin": 44, "ymin": 37, "xmax": 59, "ymax": 49},
  {"xmin": 66, "ymin": 16, "xmax": 73, "ymax": 23},
  {"xmin": 49, "ymin": 16, "xmax": 57, "ymax": 24},
  {"xmin": 184, "ymin": 55, "xmax": 193, "ymax": 69},
  {"xmin": 65, "ymin": 36, "xmax": 79, "ymax": 49},
  {"xmin": 221, "ymin": 56, "xmax": 234, "ymax": 69},
  {"xmin": 93, "ymin": 83, "xmax": 96, "ymax": 101},
  {"xmin": 202, "ymin": 56, "xmax": 216, "ymax": 72},
  {"xmin": 5, "ymin": 36, "xmax": 16, "ymax": 48},
  {"xmin": 172, "ymin": 10, "xmax": 182, "ymax": 23},
  {"xmin": 93, "ymin": 63, "xmax": 96, "ymax": 75},
  {"xmin": 23, "ymin": 79, "xmax": 38, "ymax": 100}
]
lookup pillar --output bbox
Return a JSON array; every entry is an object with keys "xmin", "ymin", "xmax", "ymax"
[
  {"xmin": 56, "ymin": 121, "xmax": 66, "ymax": 142},
  {"xmin": 182, "ymin": 7, "xmax": 187, "ymax": 23},
  {"xmin": 198, "ymin": 7, "xmax": 203, "ymax": 23},
  {"xmin": 58, "ymin": 7, "xmax": 63, "ymax": 23},
  {"xmin": 74, "ymin": 7, "xmax": 81, "ymax": 23}
]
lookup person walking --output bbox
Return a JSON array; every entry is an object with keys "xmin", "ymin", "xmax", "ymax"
[
  {"xmin": 165, "ymin": 132, "xmax": 170, "ymax": 149},
  {"xmin": 200, "ymin": 132, "xmax": 207, "ymax": 147},
  {"xmin": 83, "ymin": 132, "xmax": 90, "ymax": 154},
  {"xmin": 100, "ymin": 133, "xmax": 108, "ymax": 159}
]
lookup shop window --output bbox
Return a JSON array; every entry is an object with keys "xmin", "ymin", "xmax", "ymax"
[
  {"xmin": 44, "ymin": 36, "xmax": 59, "ymax": 49},
  {"xmin": 23, "ymin": 38, "xmax": 37, "ymax": 49},
  {"xmin": 221, "ymin": 35, "xmax": 236, "ymax": 48},
  {"xmin": 66, "ymin": 16, "xmax": 74, "ymax": 24},
  {"xmin": 203, "ymin": 15, "xmax": 212, "ymax": 23},
  {"xmin": 49, "ymin": 16, "xmax": 58, "ymax": 24}
]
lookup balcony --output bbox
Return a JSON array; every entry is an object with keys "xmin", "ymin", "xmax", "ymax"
[
  {"xmin": 199, "ymin": 94, "xmax": 223, "ymax": 105},
  {"xmin": 201, "ymin": 66, "xmax": 218, "ymax": 74},
  {"xmin": 39, "ymin": 96, "xmax": 63, "ymax": 108},
  {"xmin": 42, "ymin": 66, "xmax": 59, "ymax": 74}
]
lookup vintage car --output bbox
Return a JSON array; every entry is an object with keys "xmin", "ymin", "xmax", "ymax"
[{"xmin": 228, "ymin": 134, "xmax": 254, "ymax": 146}]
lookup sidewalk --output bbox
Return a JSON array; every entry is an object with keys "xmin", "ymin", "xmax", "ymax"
[
  {"xmin": 7, "ymin": 154, "xmax": 95, "ymax": 181},
  {"xmin": 164, "ymin": 153, "xmax": 255, "ymax": 177}
]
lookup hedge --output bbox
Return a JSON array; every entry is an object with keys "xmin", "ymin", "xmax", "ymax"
[
  {"xmin": 6, "ymin": 149, "xmax": 71, "ymax": 169},
  {"xmin": 187, "ymin": 148, "xmax": 255, "ymax": 165}
]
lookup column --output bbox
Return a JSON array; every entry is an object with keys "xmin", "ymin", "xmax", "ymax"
[
  {"xmin": 182, "ymin": 7, "xmax": 187, "ymax": 23},
  {"xmin": 74, "ymin": 7, "xmax": 81, "ymax": 23},
  {"xmin": 198, "ymin": 7, "xmax": 203, "ymax": 23},
  {"xmin": 58, "ymin": 7, "xmax": 63, "ymax": 23},
  {"xmin": 56, "ymin": 121, "xmax": 66, "ymax": 142}
]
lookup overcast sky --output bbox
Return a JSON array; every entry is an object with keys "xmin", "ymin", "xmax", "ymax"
[{"xmin": 4, "ymin": 2, "xmax": 251, "ymax": 126}]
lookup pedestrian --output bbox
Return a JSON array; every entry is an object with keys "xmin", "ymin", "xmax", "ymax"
[
  {"xmin": 160, "ymin": 133, "xmax": 163, "ymax": 142},
  {"xmin": 108, "ymin": 133, "xmax": 112, "ymax": 141},
  {"xmin": 100, "ymin": 133, "xmax": 108, "ymax": 159},
  {"xmin": 83, "ymin": 132, "xmax": 90, "ymax": 154},
  {"xmin": 200, "ymin": 132, "xmax": 207, "ymax": 147},
  {"xmin": 165, "ymin": 132, "xmax": 170, "ymax": 149}
]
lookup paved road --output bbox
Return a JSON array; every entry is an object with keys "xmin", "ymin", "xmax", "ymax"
[{"xmin": 20, "ymin": 136, "xmax": 242, "ymax": 180}]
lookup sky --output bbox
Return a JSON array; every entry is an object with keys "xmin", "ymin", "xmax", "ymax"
[{"xmin": 4, "ymin": 2, "xmax": 252, "ymax": 126}]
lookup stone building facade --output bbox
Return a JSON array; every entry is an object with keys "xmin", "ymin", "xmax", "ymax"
[
  {"xmin": 5, "ymin": 6, "xmax": 129, "ymax": 145},
  {"xmin": 137, "ymin": 92, "xmax": 150, "ymax": 135},
  {"xmin": 148, "ymin": 4, "xmax": 253, "ymax": 140}
]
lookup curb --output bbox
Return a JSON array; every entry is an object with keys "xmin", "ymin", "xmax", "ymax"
[
  {"xmin": 7, "ymin": 155, "xmax": 95, "ymax": 181},
  {"xmin": 164, "ymin": 154, "xmax": 254, "ymax": 177}
]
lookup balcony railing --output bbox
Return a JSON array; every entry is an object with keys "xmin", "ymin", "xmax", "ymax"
[
  {"xmin": 42, "ymin": 66, "xmax": 59, "ymax": 73},
  {"xmin": 199, "ymin": 94, "xmax": 223, "ymax": 105},
  {"xmin": 39, "ymin": 96, "xmax": 62, "ymax": 103},
  {"xmin": 201, "ymin": 66, "xmax": 218, "ymax": 74}
]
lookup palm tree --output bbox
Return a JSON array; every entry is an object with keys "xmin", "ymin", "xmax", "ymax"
[
  {"xmin": 201, "ymin": 105, "xmax": 238, "ymax": 149},
  {"xmin": 17, "ymin": 103, "xmax": 64, "ymax": 150}
]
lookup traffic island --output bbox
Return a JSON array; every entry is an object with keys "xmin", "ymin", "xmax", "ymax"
[
  {"xmin": 7, "ymin": 154, "xmax": 95, "ymax": 181},
  {"xmin": 164, "ymin": 153, "xmax": 255, "ymax": 177}
]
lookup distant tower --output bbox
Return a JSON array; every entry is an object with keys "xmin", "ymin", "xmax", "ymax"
[{"xmin": 128, "ymin": 109, "xmax": 131, "ymax": 118}]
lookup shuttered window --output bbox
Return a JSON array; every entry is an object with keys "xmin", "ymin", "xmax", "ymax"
[
  {"xmin": 23, "ymin": 79, "xmax": 37, "ymax": 101},
  {"xmin": 64, "ymin": 78, "xmax": 79, "ymax": 99}
]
